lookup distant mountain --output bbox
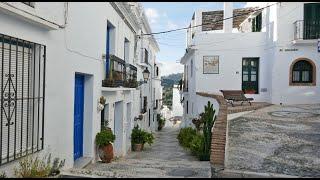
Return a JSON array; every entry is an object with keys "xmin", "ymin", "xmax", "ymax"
[{"xmin": 161, "ymin": 73, "xmax": 183, "ymax": 88}]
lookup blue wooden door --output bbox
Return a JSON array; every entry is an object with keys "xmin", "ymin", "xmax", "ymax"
[{"xmin": 74, "ymin": 74, "xmax": 85, "ymax": 160}]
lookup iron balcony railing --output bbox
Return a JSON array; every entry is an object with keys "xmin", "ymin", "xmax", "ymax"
[
  {"xmin": 102, "ymin": 54, "xmax": 138, "ymax": 88},
  {"xmin": 101, "ymin": 54, "xmax": 126, "ymax": 87},
  {"xmin": 127, "ymin": 64, "xmax": 137, "ymax": 81},
  {"xmin": 294, "ymin": 20, "xmax": 320, "ymax": 40},
  {"xmin": 125, "ymin": 64, "xmax": 138, "ymax": 88}
]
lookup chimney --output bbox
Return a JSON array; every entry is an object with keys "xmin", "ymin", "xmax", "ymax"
[{"xmin": 223, "ymin": 2, "xmax": 233, "ymax": 33}]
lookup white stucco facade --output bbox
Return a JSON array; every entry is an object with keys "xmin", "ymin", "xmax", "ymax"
[
  {"xmin": 181, "ymin": 2, "xmax": 320, "ymax": 126},
  {"xmin": 172, "ymin": 85, "xmax": 183, "ymax": 117},
  {"xmin": 0, "ymin": 2, "xmax": 161, "ymax": 175}
]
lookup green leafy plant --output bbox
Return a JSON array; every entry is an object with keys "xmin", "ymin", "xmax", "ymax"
[
  {"xmin": 201, "ymin": 101, "xmax": 216, "ymax": 161},
  {"xmin": 131, "ymin": 125, "xmax": 154, "ymax": 146},
  {"xmin": 14, "ymin": 154, "xmax": 65, "ymax": 178},
  {"xmin": 96, "ymin": 128, "xmax": 116, "ymax": 147},
  {"xmin": 178, "ymin": 102, "xmax": 216, "ymax": 161},
  {"xmin": 131, "ymin": 125, "xmax": 145, "ymax": 144},
  {"xmin": 177, "ymin": 127, "xmax": 197, "ymax": 148},
  {"xmin": 157, "ymin": 114, "xmax": 166, "ymax": 131},
  {"xmin": 102, "ymin": 79, "xmax": 116, "ymax": 87},
  {"xmin": 192, "ymin": 112, "xmax": 205, "ymax": 132},
  {"xmin": 0, "ymin": 171, "xmax": 6, "ymax": 178},
  {"xmin": 190, "ymin": 133, "xmax": 204, "ymax": 156},
  {"xmin": 143, "ymin": 132, "xmax": 155, "ymax": 146}
]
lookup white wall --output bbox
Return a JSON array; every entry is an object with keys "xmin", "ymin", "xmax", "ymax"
[
  {"xmin": 172, "ymin": 86, "xmax": 183, "ymax": 117},
  {"xmin": 0, "ymin": 2, "xmax": 148, "ymax": 172},
  {"xmin": 193, "ymin": 32, "xmax": 270, "ymax": 102}
]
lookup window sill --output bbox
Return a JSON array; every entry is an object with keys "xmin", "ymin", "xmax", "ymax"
[{"xmin": 289, "ymin": 82, "xmax": 316, "ymax": 86}]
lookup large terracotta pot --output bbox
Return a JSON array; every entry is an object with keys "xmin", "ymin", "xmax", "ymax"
[
  {"xmin": 98, "ymin": 143, "xmax": 114, "ymax": 163},
  {"xmin": 132, "ymin": 143, "xmax": 143, "ymax": 151}
]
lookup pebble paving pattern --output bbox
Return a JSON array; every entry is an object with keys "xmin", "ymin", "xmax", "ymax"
[
  {"xmin": 68, "ymin": 124, "xmax": 211, "ymax": 178},
  {"xmin": 226, "ymin": 104, "xmax": 320, "ymax": 177}
]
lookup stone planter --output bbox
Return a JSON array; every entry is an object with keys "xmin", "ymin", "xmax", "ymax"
[
  {"xmin": 98, "ymin": 143, "xmax": 114, "ymax": 163},
  {"xmin": 132, "ymin": 143, "xmax": 143, "ymax": 151}
]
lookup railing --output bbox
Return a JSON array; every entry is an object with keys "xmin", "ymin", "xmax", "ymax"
[
  {"xmin": 294, "ymin": 20, "xmax": 320, "ymax": 40},
  {"xmin": 127, "ymin": 64, "xmax": 137, "ymax": 80},
  {"xmin": 102, "ymin": 54, "xmax": 125, "ymax": 87},
  {"xmin": 102, "ymin": 54, "xmax": 138, "ymax": 88},
  {"xmin": 125, "ymin": 64, "xmax": 138, "ymax": 88}
]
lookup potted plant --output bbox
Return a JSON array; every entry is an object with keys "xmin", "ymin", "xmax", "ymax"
[
  {"xmin": 102, "ymin": 79, "xmax": 116, "ymax": 87},
  {"xmin": 129, "ymin": 79, "xmax": 138, "ymax": 88},
  {"xmin": 244, "ymin": 88, "xmax": 256, "ymax": 94},
  {"xmin": 143, "ymin": 131, "xmax": 154, "ymax": 147},
  {"xmin": 157, "ymin": 115, "xmax": 166, "ymax": 131},
  {"xmin": 96, "ymin": 128, "xmax": 116, "ymax": 163},
  {"xmin": 131, "ymin": 125, "xmax": 145, "ymax": 151}
]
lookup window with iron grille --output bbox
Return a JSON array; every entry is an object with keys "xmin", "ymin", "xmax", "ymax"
[{"xmin": 0, "ymin": 33, "xmax": 46, "ymax": 166}]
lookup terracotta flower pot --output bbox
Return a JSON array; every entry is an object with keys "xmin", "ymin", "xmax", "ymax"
[
  {"xmin": 98, "ymin": 143, "xmax": 114, "ymax": 163},
  {"xmin": 245, "ymin": 90, "xmax": 256, "ymax": 94},
  {"xmin": 132, "ymin": 143, "xmax": 143, "ymax": 151}
]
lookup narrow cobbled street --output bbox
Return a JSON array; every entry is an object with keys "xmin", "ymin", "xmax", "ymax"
[{"xmin": 67, "ymin": 124, "xmax": 211, "ymax": 178}]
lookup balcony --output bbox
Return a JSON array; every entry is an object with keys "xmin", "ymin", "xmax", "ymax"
[
  {"xmin": 102, "ymin": 54, "xmax": 137, "ymax": 88},
  {"xmin": 293, "ymin": 20, "xmax": 320, "ymax": 44},
  {"xmin": 124, "ymin": 64, "xmax": 138, "ymax": 88}
]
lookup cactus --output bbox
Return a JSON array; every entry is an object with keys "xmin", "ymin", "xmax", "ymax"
[{"xmin": 201, "ymin": 101, "xmax": 216, "ymax": 160}]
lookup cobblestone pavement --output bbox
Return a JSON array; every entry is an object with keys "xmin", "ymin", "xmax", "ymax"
[
  {"xmin": 226, "ymin": 104, "xmax": 320, "ymax": 178},
  {"xmin": 67, "ymin": 124, "xmax": 211, "ymax": 178}
]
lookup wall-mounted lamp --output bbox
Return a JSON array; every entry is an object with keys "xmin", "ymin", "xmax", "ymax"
[{"xmin": 138, "ymin": 67, "xmax": 150, "ymax": 86}]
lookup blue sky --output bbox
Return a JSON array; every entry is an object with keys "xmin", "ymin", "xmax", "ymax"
[{"xmin": 142, "ymin": 2, "xmax": 246, "ymax": 76}]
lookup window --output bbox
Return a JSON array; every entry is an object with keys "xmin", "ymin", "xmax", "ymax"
[
  {"xmin": 191, "ymin": 59, "xmax": 193, "ymax": 77},
  {"xmin": 156, "ymin": 66, "xmax": 159, "ymax": 77},
  {"xmin": 290, "ymin": 59, "xmax": 316, "ymax": 85},
  {"xmin": 252, "ymin": 12, "xmax": 262, "ymax": 32},
  {"xmin": 148, "ymin": 109, "xmax": 151, "ymax": 127},
  {"xmin": 124, "ymin": 38, "xmax": 129, "ymax": 62},
  {"xmin": 184, "ymin": 65, "xmax": 188, "ymax": 91},
  {"xmin": 106, "ymin": 22, "xmax": 115, "ymax": 78},
  {"xmin": 155, "ymin": 100, "xmax": 158, "ymax": 109},
  {"xmin": 303, "ymin": 3, "xmax": 320, "ymax": 39},
  {"xmin": 22, "ymin": 2, "xmax": 35, "ymax": 7},
  {"xmin": 186, "ymin": 101, "xmax": 189, "ymax": 114},
  {"xmin": 0, "ymin": 33, "xmax": 46, "ymax": 166},
  {"xmin": 142, "ymin": 96, "xmax": 147, "ymax": 113},
  {"xmin": 144, "ymin": 49, "xmax": 148, "ymax": 64}
]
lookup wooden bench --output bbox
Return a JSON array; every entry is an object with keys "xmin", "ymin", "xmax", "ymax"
[{"xmin": 220, "ymin": 90, "xmax": 254, "ymax": 107}]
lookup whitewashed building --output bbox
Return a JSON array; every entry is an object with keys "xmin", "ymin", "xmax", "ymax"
[
  {"xmin": 0, "ymin": 2, "xmax": 161, "ymax": 175},
  {"xmin": 128, "ymin": 2, "xmax": 162, "ymax": 133},
  {"xmin": 172, "ymin": 85, "xmax": 183, "ymax": 117},
  {"xmin": 180, "ymin": 2, "xmax": 320, "ymax": 126}
]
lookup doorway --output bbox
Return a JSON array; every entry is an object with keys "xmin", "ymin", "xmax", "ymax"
[
  {"xmin": 242, "ymin": 58, "xmax": 259, "ymax": 94},
  {"xmin": 114, "ymin": 101, "xmax": 124, "ymax": 156},
  {"xmin": 74, "ymin": 74, "xmax": 85, "ymax": 160}
]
